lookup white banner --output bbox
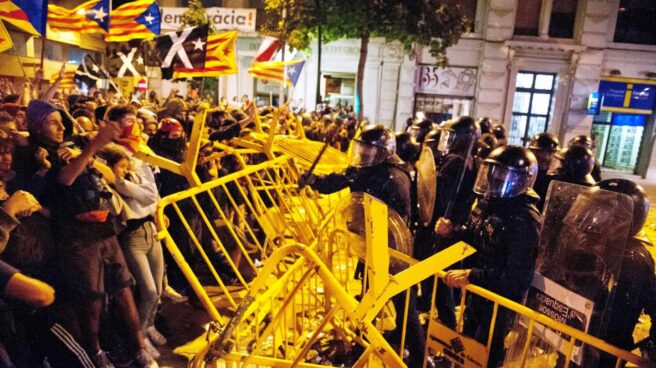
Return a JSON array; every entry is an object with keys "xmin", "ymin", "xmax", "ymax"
[
  {"xmin": 523, "ymin": 272, "xmax": 594, "ymax": 365},
  {"xmin": 415, "ymin": 65, "xmax": 477, "ymax": 97},
  {"xmin": 161, "ymin": 7, "xmax": 256, "ymax": 33}
]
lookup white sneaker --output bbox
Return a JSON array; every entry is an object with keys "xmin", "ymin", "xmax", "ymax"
[
  {"xmin": 146, "ymin": 326, "xmax": 167, "ymax": 346},
  {"xmin": 143, "ymin": 338, "xmax": 160, "ymax": 360}
]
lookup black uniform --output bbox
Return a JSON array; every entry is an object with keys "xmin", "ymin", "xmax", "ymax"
[
  {"xmin": 311, "ymin": 162, "xmax": 425, "ymax": 366},
  {"xmin": 452, "ymin": 193, "xmax": 541, "ymax": 367},
  {"xmin": 598, "ymin": 237, "xmax": 656, "ymax": 367}
]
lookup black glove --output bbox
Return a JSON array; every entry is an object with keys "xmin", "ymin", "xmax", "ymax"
[
  {"xmin": 638, "ymin": 338, "xmax": 656, "ymax": 362},
  {"xmin": 298, "ymin": 173, "xmax": 317, "ymax": 189}
]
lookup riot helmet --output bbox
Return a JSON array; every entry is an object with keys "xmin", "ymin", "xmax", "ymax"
[
  {"xmin": 594, "ymin": 178, "xmax": 650, "ymax": 236},
  {"xmin": 568, "ymin": 134, "xmax": 596, "ymax": 150},
  {"xmin": 480, "ymin": 133, "xmax": 497, "ymax": 149},
  {"xmin": 492, "ymin": 124, "xmax": 506, "ymax": 140},
  {"xmin": 529, "ymin": 132, "xmax": 560, "ymax": 171},
  {"xmin": 407, "ymin": 119, "xmax": 434, "ymax": 144},
  {"xmin": 477, "ymin": 117, "xmax": 493, "ymax": 134},
  {"xmin": 423, "ymin": 128, "xmax": 443, "ymax": 164},
  {"xmin": 395, "ymin": 132, "xmax": 421, "ymax": 163},
  {"xmin": 548, "ymin": 145, "xmax": 595, "ymax": 185},
  {"xmin": 473, "ymin": 145, "xmax": 538, "ymax": 199},
  {"xmin": 347, "ymin": 124, "xmax": 396, "ymax": 168},
  {"xmin": 436, "ymin": 116, "xmax": 481, "ymax": 156}
]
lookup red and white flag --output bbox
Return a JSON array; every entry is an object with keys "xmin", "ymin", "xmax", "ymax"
[{"xmin": 254, "ymin": 36, "xmax": 280, "ymax": 63}]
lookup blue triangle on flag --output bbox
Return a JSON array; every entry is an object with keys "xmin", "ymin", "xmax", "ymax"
[
  {"xmin": 136, "ymin": 1, "xmax": 161, "ymax": 35},
  {"xmin": 86, "ymin": 0, "xmax": 110, "ymax": 32},
  {"xmin": 287, "ymin": 61, "xmax": 305, "ymax": 86}
]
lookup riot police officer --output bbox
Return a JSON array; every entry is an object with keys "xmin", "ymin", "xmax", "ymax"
[
  {"xmin": 407, "ymin": 119, "xmax": 435, "ymax": 144},
  {"xmin": 435, "ymin": 145, "xmax": 541, "ymax": 367},
  {"xmin": 528, "ymin": 132, "xmax": 560, "ymax": 211},
  {"xmin": 547, "ymin": 145, "xmax": 596, "ymax": 187},
  {"xmin": 395, "ymin": 131, "xmax": 421, "ymax": 164},
  {"xmin": 301, "ymin": 124, "xmax": 426, "ymax": 367},
  {"xmin": 478, "ymin": 117, "xmax": 493, "ymax": 135},
  {"xmin": 415, "ymin": 117, "xmax": 480, "ymax": 325},
  {"xmin": 492, "ymin": 124, "xmax": 507, "ymax": 146},
  {"xmin": 594, "ymin": 179, "xmax": 656, "ymax": 367},
  {"xmin": 568, "ymin": 134, "xmax": 602, "ymax": 181}
]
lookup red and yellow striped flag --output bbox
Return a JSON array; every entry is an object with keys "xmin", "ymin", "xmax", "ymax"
[
  {"xmin": 105, "ymin": 0, "xmax": 160, "ymax": 42},
  {"xmin": 173, "ymin": 31, "xmax": 237, "ymax": 78},
  {"xmin": 50, "ymin": 66, "xmax": 77, "ymax": 91},
  {"xmin": 248, "ymin": 59, "xmax": 305, "ymax": 87},
  {"xmin": 48, "ymin": 0, "xmax": 110, "ymax": 34}
]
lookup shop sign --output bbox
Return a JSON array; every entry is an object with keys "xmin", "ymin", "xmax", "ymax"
[
  {"xmin": 599, "ymin": 79, "xmax": 656, "ymax": 115},
  {"xmin": 415, "ymin": 65, "xmax": 477, "ymax": 97},
  {"xmin": 586, "ymin": 92, "xmax": 600, "ymax": 115},
  {"xmin": 161, "ymin": 7, "xmax": 256, "ymax": 33},
  {"xmin": 522, "ymin": 273, "xmax": 594, "ymax": 365},
  {"xmin": 426, "ymin": 318, "xmax": 488, "ymax": 368}
]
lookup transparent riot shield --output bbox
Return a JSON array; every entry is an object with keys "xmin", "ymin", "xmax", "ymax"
[
  {"xmin": 503, "ymin": 181, "xmax": 634, "ymax": 367},
  {"xmin": 335, "ymin": 192, "xmax": 414, "ymax": 273},
  {"xmin": 416, "ymin": 146, "xmax": 438, "ymax": 227}
]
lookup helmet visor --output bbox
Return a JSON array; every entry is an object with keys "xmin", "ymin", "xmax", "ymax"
[
  {"xmin": 437, "ymin": 130, "xmax": 454, "ymax": 153},
  {"xmin": 347, "ymin": 139, "xmax": 388, "ymax": 168},
  {"xmin": 474, "ymin": 163, "xmax": 536, "ymax": 198}
]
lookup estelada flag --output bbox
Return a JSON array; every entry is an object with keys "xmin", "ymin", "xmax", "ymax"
[
  {"xmin": 155, "ymin": 24, "xmax": 208, "ymax": 80},
  {"xmin": 0, "ymin": 20, "xmax": 13, "ymax": 53},
  {"xmin": 248, "ymin": 60, "xmax": 305, "ymax": 87},
  {"xmin": 48, "ymin": 0, "xmax": 110, "ymax": 34},
  {"xmin": 173, "ymin": 30, "xmax": 237, "ymax": 78},
  {"xmin": 105, "ymin": 0, "xmax": 160, "ymax": 42},
  {"xmin": 0, "ymin": 0, "xmax": 46, "ymax": 35}
]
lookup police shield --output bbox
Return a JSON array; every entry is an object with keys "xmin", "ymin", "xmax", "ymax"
[
  {"xmin": 416, "ymin": 146, "xmax": 437, "ymax": 227},
  {"xmin": 503, "ymin": 181, "xmax": 634, "ymax": 367},
  {"xmin": 335, "ymin": 192, "xmax": 413, "ymax": 272}
]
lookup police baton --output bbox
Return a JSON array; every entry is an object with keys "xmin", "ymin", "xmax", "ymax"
[{"xmin": 298, "ymin": 140, "xmax": 330, "ymax": 189}]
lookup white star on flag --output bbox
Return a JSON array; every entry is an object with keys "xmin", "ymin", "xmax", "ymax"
[
  {"xmin": 193, "ymin": 38, "xmax": 205, "ymax": 51},
  {"xmin": 144, "ymin": 13, "xmax": 154, "ymax": 25},
  {"xmin": 288, "ymin": 67, "xmax": 297, "ymax": 75},
  {"xmin": 92, "ymin": 64, "xmax": 100, "ymax": 73},
  {"xmin": 136, "ymin": 56, "xmax": 144, "ymax": 65},
  {"xmin": 93, "ymin": 7, "xmax": 107, "ymax": 21}
]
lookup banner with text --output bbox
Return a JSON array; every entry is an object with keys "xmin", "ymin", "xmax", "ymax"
[
  {"xmin": 522, "ymin": 272, "xmax": 594, "ymax": 365},
  {"xmin": 161, "ymin": 7, "xmax": 256, "ymax": 33}
]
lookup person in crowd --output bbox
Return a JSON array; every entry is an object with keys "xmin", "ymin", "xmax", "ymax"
[
  {"xmin": 13, "ymin": 99, "xmax": 157, "ymax": 368},
  {"xmin": 102, "ymin": 105, "xmax": 167, "ymax": 359},
  {"xmin": 491, "ymin": 124, "xmax": 507, "ymax": 146},
  {"xmin": 568, "ymin": 134, "xmax": 603, "ymax": 182},
  {"xmin": 435, "ymin": 145, "xmax": 541, "ymax": 367}
]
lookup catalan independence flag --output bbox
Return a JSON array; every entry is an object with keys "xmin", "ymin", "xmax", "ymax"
[
  {"xmin": 48, "ymin": 0, "xmax": 110, "ymax": 34},
  {"xmin": 105, "ymin": 0, "xmax": 160, "ymax": 42},
  {"xmin": 0, "ymin": 0, "xmax": 46, "ymax": 35},
  {"xmin": 173, "ymin": 30, "xmax": 237, "ymax": 78},
  {"xmin": 248, "ymin": 60, "xmax": 305, "ymax": 87}
]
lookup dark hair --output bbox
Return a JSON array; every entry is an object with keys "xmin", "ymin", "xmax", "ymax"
[
  {"xmin": 2, "ymin": 95, "xmax": 19, "ymax": 104},
  {"xmin": 0, "ymin": 138, "xmax": 14, "ymax": 153},
  {"xmin": 105, "ymin": 104, "xmax": 135, "ymax": 123},
  {"xmin": 72, "ymin": 108, "xmax": 94, "ymax": 120},
  {"xmin": 98, "ymin": 147, "xmax": 129, "ymax": 168},
  {"xmin": 95, "ymin": 105, "xmax": 108, "ymax": 123}
]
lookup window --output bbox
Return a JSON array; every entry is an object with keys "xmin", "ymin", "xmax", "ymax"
[
  {"xmin": 414, "ymin": 94, "xmax": 473, "ymax": 123},
  {"xmin": 514, "ymin": 0, "xmax": 541, "ymax": 36},
  {"xmin": 510, "ymin": 72, "xmax": 557, "ymax": 146},
  {"xmin": 549, "ymin": 0, "xmax": 577, "ymax": 38},
  {"xmin": 614, "ymin": 0, "xmax": 656, "ymax": 45}
]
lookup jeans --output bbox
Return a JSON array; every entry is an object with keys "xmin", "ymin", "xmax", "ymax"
[{"xmin": 120, "ymin": 221, "xmax": 164, "ymax": 333}]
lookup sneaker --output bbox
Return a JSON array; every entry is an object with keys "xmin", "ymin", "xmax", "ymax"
[
  {"xmin": 146, "ymin": 326, "xmax": 167, "ymax": 346},
  {"xmin": 134, "ymin": 349, "xmax": 159, "ymax": 368},
  {"xmin": 143, "ymin": 337, "xmax": 161, "ymax": 360},
  {"xmin": 91, "ymin": 350, "xmax": 116, "ymax": 368},
  {"xmin": 161, "ymin": 285, "xmax": 188, "ymax": 303}
]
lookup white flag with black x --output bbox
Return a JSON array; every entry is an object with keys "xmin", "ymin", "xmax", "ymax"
[{"xmin": 117, "ymin": 48, "xmax": 141, "ymax": 77}]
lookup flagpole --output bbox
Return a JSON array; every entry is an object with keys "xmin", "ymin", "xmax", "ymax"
[{"xmin": 39, "ymin": 34, "xmax": 46, "ymax": 70}]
